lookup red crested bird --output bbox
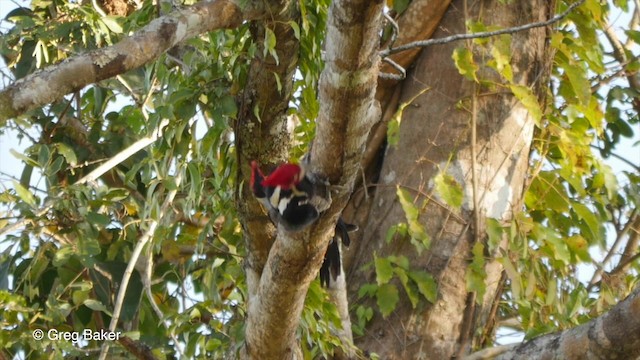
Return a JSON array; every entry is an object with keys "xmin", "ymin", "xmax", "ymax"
[
  {"xmin": 250, "ymin": 161, "xmax": 357, "ymax": 287},
  {"xmin": 250, "ymin": 161, "xmax": 319, "ymax": 231}
]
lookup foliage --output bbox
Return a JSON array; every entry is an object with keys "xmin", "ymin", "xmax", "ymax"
[
  {"xmin": 451, "ymin": 0, "xmax": 639, "ymax": 341},
  {"xmin": 0, "ymin": 0, "xmax": 639, "ymax": 357}
]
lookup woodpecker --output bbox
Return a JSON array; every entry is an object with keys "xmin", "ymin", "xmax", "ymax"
[
  {"xmin": 250, "ymin": 161, "xmax": 357, "ymax": 286},
  {"xmin": 319, "ymin": 218, "xmax": 358, "ymax": 287},
  {"xmin": 250, "ymin": 161, "xmax": 319, "ymax": 231}
]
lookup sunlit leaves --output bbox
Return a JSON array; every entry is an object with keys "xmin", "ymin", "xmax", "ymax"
[
  {"xmin": 466, "ymin": 242, "xmax": 487, "ymax": 302},
  {"xmin": 376, "ymin": 283, "xmax": 399, "ymax": 318},
  {"xmin": 100, "ymin": 16, "xmax": 124, "ymax": 34},
  {"xmin": 55, "ymin": 143, "xmax": 78, "ymax": 168},
  {"xmin": 396, "ymin": 187, "xmax": 431, "ymax": 252},
  {"xmin": 375, "ymin": 256, "xmax": 395, "ymax": 285},
  {"xmin": 452, "ymin": 47, "xmax": 478, "ymax": 81},
  {"xmin": 433, "ymin": 171, "xmax": 463, "ymax": 209},
  {"xmin": 510, "ymin": 85, "xmax": 543, "ymax": 125},
  {"xmin": 263, "ymin": 28, "xmax": 279, "ymax": 64},
  {"xmin": 11, "ymin": 181, "xmax": 37, "ymax": 207},
  {"xmin": 489, "ymin": 34, "xmax": 513, "ymax": 82},
  {"xmin": 364, "ymin": 255, "xmax": 437, "ymax": 317}
]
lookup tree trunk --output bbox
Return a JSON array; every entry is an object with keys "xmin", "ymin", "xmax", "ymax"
[{"xmin": 346, "ymin": 0, "xmax": 552, "ymax": 358}]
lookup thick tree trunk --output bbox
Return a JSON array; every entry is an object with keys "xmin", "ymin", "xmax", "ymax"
[
  {"xmin": 240, "ymin": 0, "xmax": 385, "ymax": 358},
  {"xmin": 347, "ymin": 0, "xmax": 551, "ymax": 358}
]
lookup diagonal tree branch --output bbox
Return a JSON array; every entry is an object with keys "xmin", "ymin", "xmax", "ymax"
[
  {"xmin": 0, "ymin": 0, "xmax": 244, "ymax": 123},
  {"xmin": 489, "ymin": 285, "xmax": 640, "ymax": 360}
]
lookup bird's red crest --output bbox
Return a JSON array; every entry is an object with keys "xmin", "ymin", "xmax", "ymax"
[{"xmin": 261, "ymin": 163, "xmax": 303, "ymax": 190}]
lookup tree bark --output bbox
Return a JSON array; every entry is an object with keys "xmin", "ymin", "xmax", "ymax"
[
  {"xmin": 347, "ymin": 0, "xmax": 551, "ymax": 358},
  {"xmin": 491, "ymin": 285, "xmax": 640, "ymax": 360}
]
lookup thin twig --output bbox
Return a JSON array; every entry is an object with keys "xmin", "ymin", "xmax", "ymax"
[
  {"xmin": 588, "ymin": 208, "xmax": 639, "ymax": 290},
  {"xmin": 76, "ymin": 119, "xmax": 169, "ymax": 185},
  {"xmin": 98, "ymin": 167, "xmax": 184, "ymax": 360},
  {"xmin": 143, "ymin": 238, "xmax": 186, "ymax": 357},
  {"xmin": 383, "ymin": 12, "xmax": 399, "ymax": 49},
  {"xmin": 380, "ymin": 0, "xmax": 586, "ymax": 57},
  {"xmin": 379, "ymin": 57, "xmax": 406, "ymax": 80}
]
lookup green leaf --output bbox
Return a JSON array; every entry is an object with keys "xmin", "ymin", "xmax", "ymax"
[
  {"xmin": 500, "ymin": 256, "xmax": 521, "ymax": 299},
  {"xmin": 83, "ymin": 299, "xmax": 111, "ymax": 315},
  {"xmin": 525, "ymin": 171, "xmax": 569, "ymax": 212},
  {"xmin": 358, "ymin": 283, "xmax": 378, "ymax": 299},
  {"xmin": 490, "ymin": 34, "xmax": 513, "ymax": 82},
  {"xmin": 392, "ymin": 0, "xmax": 411, "ymax": 14},
  {"xmin": 466, "ymin": 242, "xmax": 487, "ymax": 302},
  {"xmin": 187, "ymin": 163, "xmax": 202, "ymax": 199},
  {"xmin": 55, "ymin": 143, "xmax": 77, "ymax": 167},
  {"xmin": 408, "ymin": 270, "xmax": 437, "ymax": 303},
  {"xmin": 394, "ymin": 266, "xmax": 418, "ymax": 308},
  {"xmin": 72, "ymin": 289, "xmax": 90, "ymax": 306},
  {"xmin": 78, "ymin": 238, "xmax": 101, "ymax": 258},
  {"xmin": 563, "ymin": 62, "xmax": 591, "ymax": 105},
  {"xmin": 53, "ymin": 246, "xmax": 75, "ymax": 267},
  {"xmin": 566, "ymin": 235, "xmax": 591, "ymax": 262},
  {"xmin": 396, "ymin": 187, "xmax": 431, "ymax": 252},
  {"xmin": 510, "ymin": 85, "xmax": 542, "ymax": 125},
  {"xmin": 374, "ymin": 256, "xmax": 394, "ymax": 285},
  {"xmin": 100, "ymin": 16, "xmax": 123, "ymax": 34},
  {"xmin": 385, "ymin": 223, "xmax": 407, "ymax": 244},
  {"xmin": 545, "ymin": 276, "xmax": 557, "ymax": 307},
  {"xmin": 452, "ymin": 47, "xmax": 478, "ymax": 81},
  {"xmin": 386, "ymin": 109, "xmax": 402, "ymax": 147},
  {"xmin": 539, "ymin": 226, "xmax": 571, "ymax": 265},
  {"xmin": 220, "ymin": 95, "xmax": 238, "ymax": 118},
  {"xmin": 434, "ymin": 171, "xmax": 463, "ymax": 208},
  {"xmin": 626, "ymin": 29, "xmax": 640, "ymax": 44},
  {"xmin": 376, "ymin": 283, "xmax": 399, "ymax": 318},
  {"xmin": 264, "ymin": 28, "xmax": 279, "ymax": 64},
  {"xmin": 485, "ymin": 218, "xmax": 503, "ymax": 252},
  {"xmin": 163, "ymin": 177, "xmax": 179, "ymax": 191},
  {"xmin": 388, "ymin": 255, "xmax": 410, "ymax": 270},
  {"xmin": 387, "ymin": 87, "xmax": 430, "ymax": 147},
  {"xmin": 12, "ymin": 180, "xmax": 36, "ymax": 207},
  {"xmin": 288, "ymin": 20, "xmax": 300, "ymax": 40},
  {"xmin": 87, "ymin": 212, "xmax": 111, "ymax": 228},
  {"xmin": 571, "ymin": 201, "xmax": 601, "ymax": 242},
  {"xmin": 10, "ymin": 149, "xmax": 39, "ymax": 168}
]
